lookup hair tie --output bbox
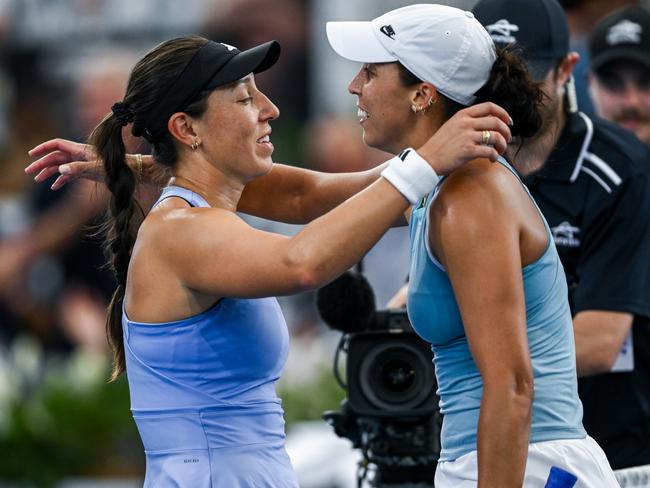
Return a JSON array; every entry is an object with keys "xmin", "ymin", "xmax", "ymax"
[{"xmin": 111, "ymin": 102, "xmax": 134, "ymax": 127}]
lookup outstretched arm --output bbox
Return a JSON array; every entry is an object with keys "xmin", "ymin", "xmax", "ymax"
[{"xmin": 26, "ymin": 102, "xmax": 512, "ymax": 223}]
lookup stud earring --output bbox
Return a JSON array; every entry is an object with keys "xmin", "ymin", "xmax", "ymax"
[
  {"xmin": 411, "ymin": 104, "xmax": 419, "ymax": 114},
  {"xmin": 191, "ymin": 140, "xmax": 201, "ymax": 150}
]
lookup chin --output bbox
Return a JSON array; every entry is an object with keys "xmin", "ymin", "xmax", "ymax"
[{"xmin": 363, "ymin": 132, "xmax": 394, "ymax": 155}]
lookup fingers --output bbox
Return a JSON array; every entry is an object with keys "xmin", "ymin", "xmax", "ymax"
[
  {"xmin": 463, "ymin": 102, "xmax": 513, "ymax": 127},
  {"xmin": 34, "ymin": 166, "xmax": 61, "ymax": 183},
  {"xmin": 472, "ymin": 115, "xmax": 511, "ymax": 144},
  {"xmin": 470, "ymin": 144, "xmax": 501, "ymax": 162},
  {"xmin": 25, "ymin": 150, "xmax": 72, "ymax": 175},
  {"xmin": 51, "ymin": 174, "xmax": 73, "ymax": 191},
  {"xmin": 475, "ymin": 130, "xmax": 508, "ymax": 155},
  {"xmin": 29, "ymin": 138, "xmax": 81, "ymax": 158}
]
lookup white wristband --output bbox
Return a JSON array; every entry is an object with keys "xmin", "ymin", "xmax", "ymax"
[{"xmin": 380, "ymin": 148, "xmax": 440, "ymax": 205}]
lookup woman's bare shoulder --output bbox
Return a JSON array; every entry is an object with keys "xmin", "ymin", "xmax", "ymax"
[{"xmin": 433, "ymin": 158, "xmax": 516, "ymax": 214}]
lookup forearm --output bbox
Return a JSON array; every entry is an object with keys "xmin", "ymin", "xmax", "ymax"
[
  {"xmin": 477, "ymin": 383, "xmax": 532, "ymax": 488},
  {"xmin": 238, "ymin": 162, "xmax": 387, "ymax": 224},
  {"xmin": 573, "ymin": 310, "xmax": 633, "ymax": 377},
  {"xmin": 285, "ymin": 176, "xmax": 408, "ymax": 288}
]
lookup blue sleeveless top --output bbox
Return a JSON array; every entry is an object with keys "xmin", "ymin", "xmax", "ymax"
[
  {"xmin": 123, "ymin": 186, "xmax": 298, "ymax": 487},
  {"xmin": 407, "ymin": 158, "xmax": 585, "ymax": 462}
]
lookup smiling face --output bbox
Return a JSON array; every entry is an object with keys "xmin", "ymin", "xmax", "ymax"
[
  {"xmin": 589, "ymin": 60, "xmax": 650, "ymax": 147},
  {"xmin": 193, "ymin": 74, "xmax": 280, "ymax": 181},
  {"xmin": 348, "ymin": 63, "xmax": 421, "ymax": 154}
]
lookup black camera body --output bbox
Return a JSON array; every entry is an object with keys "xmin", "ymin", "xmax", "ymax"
[
  {"xmin": 317, "ymin": 272, "xmax": 442, "ymax": 487},
  {"xmin": 346, "ymin": 312, "xmax": 438, "ymax": 418}
]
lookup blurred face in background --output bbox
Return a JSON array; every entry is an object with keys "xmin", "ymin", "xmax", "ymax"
[{"xmin": 589, "ymin": 60, "xmax": 650, "ymax": 146}]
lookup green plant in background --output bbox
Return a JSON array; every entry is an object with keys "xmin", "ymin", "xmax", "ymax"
[
  {"xmin": 0, "ymin": 339, "xmax": 143, "ymax": 488},
  {"xmin": 0, "ymin": 336, "xmax": 344, "ymax": 487},
  {"xmin": 278, "ymin": 365, "xmax": 346, "ymax": 428}
]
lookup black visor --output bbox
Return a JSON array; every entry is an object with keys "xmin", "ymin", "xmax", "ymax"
[{"xmin": 134, "ymin": 40, "xmax": 281, "ymax": 142}]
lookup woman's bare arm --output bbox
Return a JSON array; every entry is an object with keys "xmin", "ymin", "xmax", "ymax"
[{"xmin": 430, "ymin": 163, "xmax": 533, "ymax": 488}]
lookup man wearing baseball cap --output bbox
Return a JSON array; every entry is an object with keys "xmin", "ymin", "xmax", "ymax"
[
  {"xmin": 474, "ymin": 0, "xmax": 650, "ymax": 470},
  {"xmin": 588, "ymin": 5, "xmax": 650, "ymax": 148}
]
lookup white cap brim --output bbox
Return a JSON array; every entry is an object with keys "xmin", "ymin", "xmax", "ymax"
[{"xmin": 326, "ymin": 21, "xmax": 397, "ymax": 63}]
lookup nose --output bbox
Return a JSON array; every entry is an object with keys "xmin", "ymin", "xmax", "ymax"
[
  {"xmin": 259, "ymin": 92, "xmax": 280, "ymax": 121},
  {"xmin": 348, "ymin": 69, "xmax": 363, "ymax": 96}
]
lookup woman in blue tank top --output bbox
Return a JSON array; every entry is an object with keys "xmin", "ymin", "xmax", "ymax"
[
  {"xmin": 324, "ymin": 5, "xmax": 619, "ymax": 487},
  {"xmin": 31, "ymin": 33, "xmax": 515, "ymax": 487}
]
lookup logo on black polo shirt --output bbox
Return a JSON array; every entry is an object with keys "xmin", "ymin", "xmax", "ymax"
[{"xmin": 551, "ymin": 221, "xmax": 581, "ymax": 247}]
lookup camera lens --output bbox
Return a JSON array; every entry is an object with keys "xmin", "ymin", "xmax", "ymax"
[{"xmin": 359, "ymin": 341, "xmax": 434, "ymax": 411}]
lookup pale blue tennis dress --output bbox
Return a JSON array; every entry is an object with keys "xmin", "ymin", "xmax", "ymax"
[
  {"xmin": 123, "ymin": 186, "xmax": 299, "ymax": 487},
  {"xmin": 407, "ymin": 158, "xmax": 586, "ymax": 462}
]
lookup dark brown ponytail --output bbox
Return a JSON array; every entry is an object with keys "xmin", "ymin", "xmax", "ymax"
[
  {"xmin": 474, "ymin": 47, "xmax": 545, "ymax": 139},
  {"xmin": 90, "ymin": 115, "xmax": 138, "ymax": 381},
  {"xmin": 90, "ymin": 36, "xmax": 213, "ymax": 381}
]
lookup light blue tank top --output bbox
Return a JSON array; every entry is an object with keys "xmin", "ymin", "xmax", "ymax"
[
  {"xmin": 123, "ymin": 185, "xmax": 297, "ymax": 487},
  {"xmin": 407, "ymin": 158, "xmax": 585, "ymax": 462}
]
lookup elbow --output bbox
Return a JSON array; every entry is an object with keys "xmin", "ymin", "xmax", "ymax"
[
  {"xmin": 292, "ymin": 265, "xmax": 322, "ymax": 292},
  {"xmin": 578, "ymin": 348, "xmax": 619, "ymax": 376},
  {"xmin": 485, "ymin": 369, "xmax": 534, "ymax": 413},
  {"xmin": 284, "ymin": 249, "xmax": 327, "ymax": 292},
  {"xmin": 577, "ymin": 332, "xmax": 629, "ymax": 376},
  {"xmin": 514, "ymin": 373, "xmax": 534, "ymax": 407}
]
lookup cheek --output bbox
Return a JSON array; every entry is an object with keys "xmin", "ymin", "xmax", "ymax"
[
  {"xmin": 590, "ymin": 86, "xmax": 618, "ymax": 116},
  {"xmin": 641, "ymin": 91, "xmax": 650, "ymax": 112}
]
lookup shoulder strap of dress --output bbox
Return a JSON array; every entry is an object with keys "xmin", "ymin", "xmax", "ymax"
[{"xmin": 152, "ymin": 185, "xmax": 211, "ymax": 209}]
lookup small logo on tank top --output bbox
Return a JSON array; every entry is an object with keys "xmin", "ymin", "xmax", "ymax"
[{"xmin": 551, "ymin": 221, "xmax": 580, "ymax": 247}]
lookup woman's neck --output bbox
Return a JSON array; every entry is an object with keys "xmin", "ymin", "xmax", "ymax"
[{"xmin": 169, "ymin": 158, "xmax": 244, "ymax": 212}]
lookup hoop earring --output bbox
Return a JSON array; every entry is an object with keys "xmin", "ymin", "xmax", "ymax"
[
  {"xmin": 411, "ymin": 104, "xmax": 419, "ymax": 114},
  {"xmin": 191, "ymin": 140, "xmax": 201, "ymax": 150}
]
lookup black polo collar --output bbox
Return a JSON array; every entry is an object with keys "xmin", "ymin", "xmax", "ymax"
[{"xmin": 528, "ymin": 111, "xmax": 594, "ymax": 183}]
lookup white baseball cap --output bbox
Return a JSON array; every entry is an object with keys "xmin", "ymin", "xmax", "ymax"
[{"xmin": 326, "ymin": 4, "xmax": 497, "ymax": 106}]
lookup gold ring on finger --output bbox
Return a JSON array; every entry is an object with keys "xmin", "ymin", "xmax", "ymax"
[{"xmin": 481, "ymin": 130, "xmax": 491, "ymax": 145}]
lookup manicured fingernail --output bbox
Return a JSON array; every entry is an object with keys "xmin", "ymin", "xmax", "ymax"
[
  {"xmin": 59, "ymin": 165, "xmax": 71, "ymax": 174},
  {"xmin": 508, "ymin": 116, "xmax": 514, "ymax": 126}
]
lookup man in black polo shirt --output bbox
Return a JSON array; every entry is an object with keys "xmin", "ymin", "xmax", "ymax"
[{"xmin": 474, "ymin": 0, "xmax": 650, "ymax": 470}]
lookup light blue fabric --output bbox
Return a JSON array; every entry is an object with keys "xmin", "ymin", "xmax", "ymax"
[
  {"xmin": 123, "ymin": 185, "xmax": 298, "ymax": 487},
  {"xmin": 407, "ymin": 158, "xmax": 586, "ymax": 462}
]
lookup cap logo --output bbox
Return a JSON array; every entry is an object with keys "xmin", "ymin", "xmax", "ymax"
[
  {"xmin": 220, "ymin": 42, "xmax": 237, "ymax": 51},
  {"xmin": 485, "ymin": 19, "xmax": 519, "ymax": 44},
  {"xmin": 380, "ymin": 25, "xmax": 396, "ymax": 39},
  {"xmin": 606, "ymin": 19, "xmax": 642, "ymax": 45}
]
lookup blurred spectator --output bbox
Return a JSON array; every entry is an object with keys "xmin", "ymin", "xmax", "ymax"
[
  {"xmin": 588, "ymin": 5, "xmax": 650, "ymax": 148},
  {"xmin": 560, "ymin": 0, "xmax": 637, "ymax": 115},
  {"xmin": 0, "ymin": 51, "xmax": 140, "ymax": 353}
]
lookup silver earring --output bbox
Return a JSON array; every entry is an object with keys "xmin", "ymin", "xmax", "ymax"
[
  {"xmin": 191, "ymin": 140, "xmax": 200, "ymax": 150},
  {"xmin": 411, "ymin": 104, "xmax": 419, "ymax": 114}
]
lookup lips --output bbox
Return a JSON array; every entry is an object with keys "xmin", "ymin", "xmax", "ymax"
[{"xmin": 357, "ymin": 106, "xmax": 370, "ymax": 123}]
